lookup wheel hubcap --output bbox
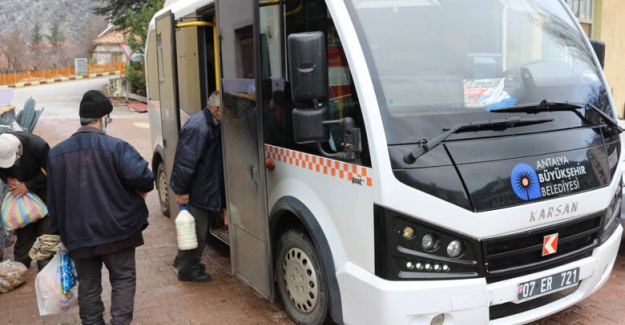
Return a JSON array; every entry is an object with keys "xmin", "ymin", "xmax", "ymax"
[{"xmin": 282, "ymin": 247, "xmax": 318, "ymax": 313}]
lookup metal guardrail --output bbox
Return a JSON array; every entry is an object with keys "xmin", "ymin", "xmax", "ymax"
[{"xmin": 126, "ymin": 92, "xmax": 148, "ymax": 103}]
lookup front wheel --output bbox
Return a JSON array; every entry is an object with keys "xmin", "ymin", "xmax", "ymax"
[
  {"xmin": 276, "ymin": 229, "xmax": 331, "ymax": 325},
  {"xmin": 155, "ymin": 161, "xmax": 170, "ymax": 217}
]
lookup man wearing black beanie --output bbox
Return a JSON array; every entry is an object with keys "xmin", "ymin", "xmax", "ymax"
[
  {"xmin": 47, "ymin": 89, "xmax": 154, "ymax": 325},
  {"xmin": 79, "ymin": 89, "xmax": 114, "ymax": 118}
]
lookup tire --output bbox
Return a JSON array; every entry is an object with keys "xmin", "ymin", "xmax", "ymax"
[
  {"xmin": 276, "ymin": 229, "xmax": 331, "ymax": 325},
  {"xmin": 156, "ymin": 161, "xmax": 170, "ymax": 217}
]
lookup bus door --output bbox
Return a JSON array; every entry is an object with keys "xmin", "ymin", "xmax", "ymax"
[
  {"xmin": 218, "ymin": 0, "xmax": 272, "ymax": 298},
  {"xmin": 155, "ymin": 11, "xmax": 181, "ymax": 217}
]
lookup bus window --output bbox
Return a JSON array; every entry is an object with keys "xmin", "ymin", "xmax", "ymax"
[{"xmin": 258, "ymin": 0, "xmax": 371, "ymax": 166}]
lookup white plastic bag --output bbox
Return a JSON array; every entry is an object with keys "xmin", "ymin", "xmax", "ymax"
[{"xmin": 35, "ymin": 253, "xmax": 78, "ymax": 315}]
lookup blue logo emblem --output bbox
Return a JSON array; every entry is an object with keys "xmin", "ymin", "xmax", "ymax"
[{"xmin": 511, "ymin": 163, "xmax": 542, "ymax": 200}]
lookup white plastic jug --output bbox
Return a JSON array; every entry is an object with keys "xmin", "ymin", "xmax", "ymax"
[{"xmin": 175, "ymin": 206, "xmax": 198, "ymax": 250}]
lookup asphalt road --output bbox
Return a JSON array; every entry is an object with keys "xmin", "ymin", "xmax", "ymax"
[
  {"xmin": 10, "ymin": 76, "xmax": 139, "ymax": 119},
  {"xmin": 4, "ymin": 78, "xmax": 625, "ymax": 324}
]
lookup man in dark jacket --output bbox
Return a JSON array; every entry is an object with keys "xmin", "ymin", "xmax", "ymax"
[
  {"xmin": 47, "ymin": 90, "xmax": 154, "ymax": 325},
  {"xmin": 0, "ymin": 131, "xmax": 49, "ymax": 269},
  {"xmin": 170, "ymin": 90, "xmax": 224, "ymax": 282}
]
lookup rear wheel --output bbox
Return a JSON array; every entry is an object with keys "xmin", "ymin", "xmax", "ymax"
[
  {"xmin": 276, "ymin": 229, "xmax": 331, "ymax": 325},
  {"xmin": 156, "ymin": 161, "xmax": 170, "ymax": 217}
]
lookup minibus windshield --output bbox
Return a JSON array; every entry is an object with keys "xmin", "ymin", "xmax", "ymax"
[{"xmin": 350, "ymin": 0, "xmax": 609, "ymax": 144}]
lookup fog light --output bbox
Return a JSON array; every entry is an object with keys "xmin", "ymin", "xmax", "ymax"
[
  {"xmin": 431, "ymin": 313, "xmax": 445, "ymax": 325},
  {"xmin": 416, "ymin": 262, "xmax": 423, "ymax": 270},
  {"xmin": 406, "ymin": 261, "xmax": 414, "ymax": 269},
  {"xmin": 402, "ymin": 226, "xmax": 415, "ymax": 240},
  {"xmin": 447, "ymin": 240, "xmax": 463, "ymax": 258}
]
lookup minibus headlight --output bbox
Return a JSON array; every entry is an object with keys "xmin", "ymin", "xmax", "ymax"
[
  {"xmin": 402, "ymin": 226, "xmax": 415, "ymax": 240},
  {"xmin": 446, "ymin": 240, "xmax": 463, "ymax": 258},
  {"xmin": 374, "ymin": 206, "xmax": 481, "ymax": 280},
  {"xmin": 421, "ymin": 233, "xmax": 438, "ymax": 251}
]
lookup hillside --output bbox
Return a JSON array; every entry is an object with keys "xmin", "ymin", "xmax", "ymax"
[
  {"xmin": 0, "ymin": 0, "xmax": 110, "ymax": 71},
  {"xmin": 0, "ymin": 0, "xmax": 103, "ymax": 38}
]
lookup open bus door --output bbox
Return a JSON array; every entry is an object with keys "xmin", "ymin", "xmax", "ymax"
[
  {"xmin": 154, "ymin": 11, "xmax": 181, "ymax": 218},
  {"xmin": 218, "ymin": 0, "xmax": 272, "ymax": 299}
]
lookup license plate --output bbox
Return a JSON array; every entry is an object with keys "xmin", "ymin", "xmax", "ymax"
[{"xmin": 517, "ymin": 267, "xmax": 580, "ymax": 302}]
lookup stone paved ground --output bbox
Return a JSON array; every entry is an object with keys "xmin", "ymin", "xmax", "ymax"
[
  {"xmin": 530, "ymin": 242, "xmax": 625, "ymax": 325},
  {"xmin": 0, "ymin": 110, "xmax": 623, "ymax": 325},
  {"xmin": 0, "ymin": 116, "xmax": 295, "ymax": 325}
]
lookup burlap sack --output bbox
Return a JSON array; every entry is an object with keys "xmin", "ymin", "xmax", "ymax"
[{"xmin": 29, "ymin": 234, "xmax": 62, "ymax": 261}]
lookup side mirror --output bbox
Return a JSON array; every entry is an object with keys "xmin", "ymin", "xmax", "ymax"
[
  {"xmin": 287, "ymin": 31, "xmax": 328, "ymax": 103},
  {"xmin": 292, "ymin": 107, "xmax": 328, "ymax": 144},
  {"xmin": 589, "ymin": 38, "xmax": 605, "ymax": 69}
]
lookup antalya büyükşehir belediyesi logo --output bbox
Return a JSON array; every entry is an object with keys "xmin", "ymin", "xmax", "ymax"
[
  {"xmin": 510, "ymin": 155, "xmax": 586, "ymax": 201},
  {"xmin": 511, "ymin": 163, "xmax": 542, "ymax": 200}
]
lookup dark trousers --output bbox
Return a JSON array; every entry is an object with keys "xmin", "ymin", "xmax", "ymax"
[
  {"xmin": 14, "ymin": 216, "xmax": 49, "ymax": 267},
  {"xmin": 176, "ymin": 206, "xmax": 218, "ymax": 274},
  {"xmin": 74, "ymin": 247, "xmax": 137, "ymax": 325}
]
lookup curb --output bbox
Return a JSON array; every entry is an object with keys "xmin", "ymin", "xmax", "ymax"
[{"xmin": 0, "ymin": 71, "xmax": 122, "ymax": 89}]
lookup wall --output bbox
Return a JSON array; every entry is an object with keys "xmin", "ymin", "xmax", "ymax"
[{"xmin": 596, "ymin": 1, "xmax": 625, "ymax": 117}]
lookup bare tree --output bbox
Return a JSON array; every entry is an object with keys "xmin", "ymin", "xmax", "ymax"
[
  {"xmin": 72, "ymin": 16, "xmax": 109, "ymax": 60},
  {"xmin": 0, "ymin": 27, "xmax": 28, "ymax": 73}
]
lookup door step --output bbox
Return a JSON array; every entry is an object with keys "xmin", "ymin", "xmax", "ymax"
[{"xmin": 210, "ymin": 226, "xmax": 230, "ymax": 245}]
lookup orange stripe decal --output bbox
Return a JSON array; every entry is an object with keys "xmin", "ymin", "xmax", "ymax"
[{"xmin": 264, "ymin": 144, "xmax": 373, "ymax": 187}]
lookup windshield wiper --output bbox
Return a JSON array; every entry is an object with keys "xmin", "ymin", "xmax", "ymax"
[
  {"xmin": 490, "ymin": 100, "xmax": 624, "ymax": 134},
  {"xmin": 403, "ymin": 116, "xmax": 553, "ymax": 164}
]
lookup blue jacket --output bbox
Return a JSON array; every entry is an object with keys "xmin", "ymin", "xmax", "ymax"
[
  {"xmin": 47, "ymin": 126, "xmax": 154, "ymax": 252},
  {"xmin": 170, "ymin": 109, "xmax": 224, "ymax": 211}
]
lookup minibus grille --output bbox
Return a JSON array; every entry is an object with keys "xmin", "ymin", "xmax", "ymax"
[{"xmin": 482, "ymin": 214, "xmax": 601, "ymax": 283}]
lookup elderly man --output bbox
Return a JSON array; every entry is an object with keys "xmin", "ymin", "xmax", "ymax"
[
  {"xmin": 47, "ymin": 90, "xmax": 154, "ymax": 325},
  {"xmin": 170, "ymin": 90, "xmax": 225, "ymax": 282}
]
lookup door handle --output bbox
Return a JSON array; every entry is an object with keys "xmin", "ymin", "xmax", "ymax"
[{"xmin": 250, "ymin": 166, "xmax": 258, "ymax": 186}]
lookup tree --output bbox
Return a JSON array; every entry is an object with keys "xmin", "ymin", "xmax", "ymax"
[
  {"xmin": 0, "ymin": 27, "xmax": 28, "ymax": 73},
  {"xmin": 93, "ymin": 0, "xmax": 164, "ymax": 93},
  {"xmin": 29, "ymin": 22, "xmax": 45, "ymax": 70},
  {"xmin": 71, "ymin": 16, "xmax": 109, "ymax": 67},
  {"xmin": 93, "ymin": 0, "xmax": 164, "ymax": 54},
  {"xmin": 46, "ymin": 20, "xmax": 68, "ymax": 67}
]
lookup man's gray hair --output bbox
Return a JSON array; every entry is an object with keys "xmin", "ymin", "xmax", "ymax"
[
  {"xmin": 207, "ymin": 90, "xmax": 221, "ymax": 109},
  {"xmin": 80, "ymin": 117, "xmax": 100, "ymax": 126}
]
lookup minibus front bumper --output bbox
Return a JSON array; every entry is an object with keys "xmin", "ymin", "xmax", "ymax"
[{"xmin": 337, "ymin": 225, "xmax": 622, "ymax": 325}]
